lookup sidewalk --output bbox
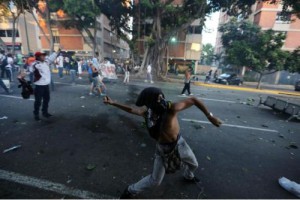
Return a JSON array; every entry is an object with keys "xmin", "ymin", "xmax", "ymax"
[
  {"xmin": 51, "ymin": 70, "xmax": 300, "ymax": 97},
  {"xmin": 164, "ymin": 74, "xmax": 300, "ymax": 97}
]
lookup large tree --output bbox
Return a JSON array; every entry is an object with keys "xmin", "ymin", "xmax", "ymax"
[
  {"xmin": 200, "ymin": 43, "xmax": 215, "ymax": 66},
  {"xmin": 129, "ymin": 0, "xmax": 300, "ymax": 79},
  {"xmin": 285, "ymin": 47, "xmax": 300, "ymax": 74},
  {"xmin": 219, "ymin": 19, "xmax": 291, "ymax": 89}
]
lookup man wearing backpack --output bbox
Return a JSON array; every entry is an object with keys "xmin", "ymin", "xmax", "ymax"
[{"xmin": 31, "ymin": 48, "xmax": 61, "ymax": 121}]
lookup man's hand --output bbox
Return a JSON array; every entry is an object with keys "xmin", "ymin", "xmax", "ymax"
[
  {"xmin": 207, "ymin": 115, "xmax": 222, "ymax": 127},
  {"xmin": 103, "ymin": 96, "xmax": 113, "ymax": 105}
]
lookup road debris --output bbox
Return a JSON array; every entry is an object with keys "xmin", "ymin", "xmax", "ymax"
[
  {"xmin": 3, "ymin": 145, "xmax": 22, "ymax": 153},
  {"xmin": 206, "ymin": 156, "xmax": 211, "ymax": 161},
  {"xmin": 279, "ymin": 177, "xmax": 300, "ymax": 198},
  {"xmin": 193, "ymin": 125, "xmax": 205, "ymax": 130},
  {"xmin": 0, "ymin": 116, "xmax": 8, "ymax": 120},
  {"xmin": 287, "ymin": 143, "xmax": 298, "ymax": 149},
  {"xmin": 141, "ymin": 143, "xmax": 147, "ymax": 148},
  {"xmin": 80, "ymin": 96, "xmax": 85, "ymax": 99},
  {"xmin": 86, "ymin": 164, "xmax": 97, "ymax": 171}
]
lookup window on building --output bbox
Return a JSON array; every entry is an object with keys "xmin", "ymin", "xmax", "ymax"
[
  {"xmin": 0, "ymin": 30, "xmax": 19, "ymax": 37},
  {"xmin": 0, "ymin": 30, "xmax": 6, "ymax": 37},
  {"xmin": 95, "ymin": 22, "xmax": 102, "ymax": 31},
  {"xmin": 187, "ymin": 26, "xmax": 202, "ymax": 34},
  {"xmin": 96, "ymin": 36, "xmax": 102, "ymax": 45},
  {"xmin": 276, "ymin": 12, "xmax": 291, "ymax": 23},
  {"xmin": 52, "ymin": 30, "xmax": 60, "ymax": 44}
]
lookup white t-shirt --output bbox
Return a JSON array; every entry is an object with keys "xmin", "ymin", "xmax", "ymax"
[
  {"xmin": 57, "ymin": 55, "xmax": 64, "ymax": 68},
  {"xmin": 147, "ymin": 65, "xmax": 152, "ymax": 73},
  {"xmin": 6, "ymin": 57, "xmax": 14, "ymax": 69}
]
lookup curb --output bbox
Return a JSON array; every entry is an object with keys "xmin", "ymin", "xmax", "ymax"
[{"xmin": 193, "ymin": 82, "xmax": 300, "ymax": 97}]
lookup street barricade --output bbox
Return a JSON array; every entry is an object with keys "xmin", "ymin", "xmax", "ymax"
[{"xmin": 258, "ymin": 96, "xmax": 300, "ymax": 121}]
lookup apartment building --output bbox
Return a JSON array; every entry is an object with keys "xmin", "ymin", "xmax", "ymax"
[
  {"xmin": 0, "ymin": 4, "xmax": 129, "ymax": 60},
  {"xmin": 0, "ymin": 11, "xmax": 41, "ymax": 54},
  {"xmin": 39, "ymin": 11, "xmax": 130, "ymax": 60},
  {"xmin": 215, "ymin": 1, "xmax": 300, "ymax": 84}
]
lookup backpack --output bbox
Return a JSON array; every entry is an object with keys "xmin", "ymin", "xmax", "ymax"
[{"xmin": 17, "ymin": 77, "xmax": 33, "ymax": 99}]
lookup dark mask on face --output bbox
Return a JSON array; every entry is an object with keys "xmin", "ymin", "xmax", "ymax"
[{"xmin": 152, "ymin": 98, "xmax": 169, "ymax": 115}]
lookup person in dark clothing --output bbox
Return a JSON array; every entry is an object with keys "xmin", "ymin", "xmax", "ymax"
[
  {"xmin": 181, "ymin": 67, "xmax": 193, "ymax": 96},
  {"xmin": 0, "ymin": 77, "xmax": 10, "ymax": 94}
]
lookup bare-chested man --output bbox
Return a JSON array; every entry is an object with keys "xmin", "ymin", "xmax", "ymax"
[{"xmin": 103, "ymin": 87, "xmax": 222, "ymax": 198}]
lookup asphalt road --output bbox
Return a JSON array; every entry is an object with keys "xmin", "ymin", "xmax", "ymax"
[{"xmin": 0, "ymin": 74, "xmax": 299, "ymax": 199}]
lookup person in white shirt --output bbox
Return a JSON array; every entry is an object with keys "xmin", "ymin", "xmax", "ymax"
[
  {"xmin": 77, "ymin": 58, "xmax": 82, "ymax": 79},
  {"xmin": 145, "ymin": 64, "xmax": 154, "ymax": 83},
  {"xmin": 5, "ymin": 53, "xmax": 14, "ymax": 82},
  {"xmin": 31, "ymin": 49, "xmax": 60, "ymax": 121},
  {"xmin": 92, "ymin": 52, "xmax": 100, "ymax": 70},
  {"xmin": 123, "ymin": 64, "xmax": 130, "ymax": 84},
  {"xmin": 57, "ymin": 53, "xmax": 64, "ymax": 79}
]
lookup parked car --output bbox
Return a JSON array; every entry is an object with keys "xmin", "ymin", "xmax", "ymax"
[
  {"xmin": 214, "ymin": 73, "xmax": 243, "ymax": 86},
  {"xmin": 295, "ymin": 80, "xmax": 300, "ymax": 91}
]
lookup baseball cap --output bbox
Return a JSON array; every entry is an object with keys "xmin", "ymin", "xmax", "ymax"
[{"xmin": 34, "ymin": 51, "xmax": 47, "ymax": 57}]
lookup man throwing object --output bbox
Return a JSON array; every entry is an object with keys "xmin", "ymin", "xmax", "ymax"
[{"xmin": 103, "ymin": 87, "xmax": 222, "ymax": 198}]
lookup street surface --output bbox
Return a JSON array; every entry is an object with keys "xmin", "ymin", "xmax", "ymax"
[{"xmin": 0, "ymin": 73, "xmax": 299, "ymax": 199}]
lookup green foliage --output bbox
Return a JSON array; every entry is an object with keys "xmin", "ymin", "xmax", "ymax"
[
  {"xmin": 201, "ymin": 43, "xmax": 215, "ymax": 65},
  {"xmin": 219, "ymin": 19, "xmax": 290, "ymax": 74},
  {"xmin": 285, "ymin": 48, "xmax": 300, "ymax": 73},
  {"xmin": 97, "ymin": 0, "xmax": 133, "ymax": 38}
]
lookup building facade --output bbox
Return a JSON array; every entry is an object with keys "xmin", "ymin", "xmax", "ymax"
[
  {"xmin": 0, "ymin": 5, "xmax": 130, "ymax": 61},
  {"xmin": 215, "ymin": 1, "xmax": 300, "ymax": 84},
  {"xmin": 0, "ymin": 11, "xmax": 41, "ymax": 54},
  {"xmin": 39, "ymin": 11, "xmax": 130, "ymax": 60}
]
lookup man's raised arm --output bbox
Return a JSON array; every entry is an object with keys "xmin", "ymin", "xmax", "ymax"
[
  {"xmin": 103, "ymin": 96, "xmax": 146, "ymax": 117},
  {"xmin": 172, "ymin": 96, "xmax": 222, "ymax": 127}
]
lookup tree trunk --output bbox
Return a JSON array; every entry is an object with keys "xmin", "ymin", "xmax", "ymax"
[
  {"xmin": 256, "ymin": 73, "xmax": 263, "ymax": 89},
  {"xmin": 83, "ymin": 27, "xmax": 96, "ymax": 56},
  {"xmin": 93, "ymin": 17, "xmax": 97, "ymax": 57},
  {"xmin": 45, "ymin": 0, "xmax": 54, "ymax": 53},
  {"xmin": 12, "ymin": 15, "xmax": 16, "ymax": 55},
  {"xmin": 30, "ymin": 11, "xmax": 50, "ymax": 45}
]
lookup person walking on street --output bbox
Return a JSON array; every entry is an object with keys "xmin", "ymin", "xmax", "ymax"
[
  {"xmin": 0, "ymin": 77, "xmax": 11, "ymax": 94},
  {"xmin": 57, "ymin": 53, "xmax": 64, "ymax": 79},
  {"xmin": 5, "ymin": 53, "xmax": 14, "ymax": 82},
  {"xmin": 103, "ymin": 87, "xmax": 222, "ymax": 199},
  {"xmin": 123, "ymin": 64, "xmax": 130, "ymax": 84},
  {"xmin": 181, "ymin": 67, "xmax": 193, "ymax": 96},
  {"xmin": 77, "ymin": 58, "xmax": 83, "ymax": 79},
  {"xmin": 89, "ymin": 63, "xmax": 105, "ymax": 96},
  {"xmin": 145, "ymin": 64, "xmax": 153, "ymax": 83},
  {"xmin": 69, "ymin": 55, "xmax": 77, "ymax": 85},
  {"xmin": 0, "ymin": 50, "xmax": 6, "ymax": 78},
  {"xmin": 64, "ymin": 56, "xmax": 70, "ymax": 75},
  {"xmin": 31, "ymin": 48, "xmax": 61, "ymax": 121},
  {"xmin": 213, "ymin": 70, "xmax": 218, "ymax": 81},
  {"xmin": 204, "ymin": 69, "xmax": 212, "ymax": 83}
]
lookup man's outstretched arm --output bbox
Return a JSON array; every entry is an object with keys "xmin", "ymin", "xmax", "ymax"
[
  {"xmin": 103, "ymin": 96, "xmax": 146, "ymax": 117},
  {"xmin": 172, "ymin": 96, "xmax": 222, "ymax": 127}
]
